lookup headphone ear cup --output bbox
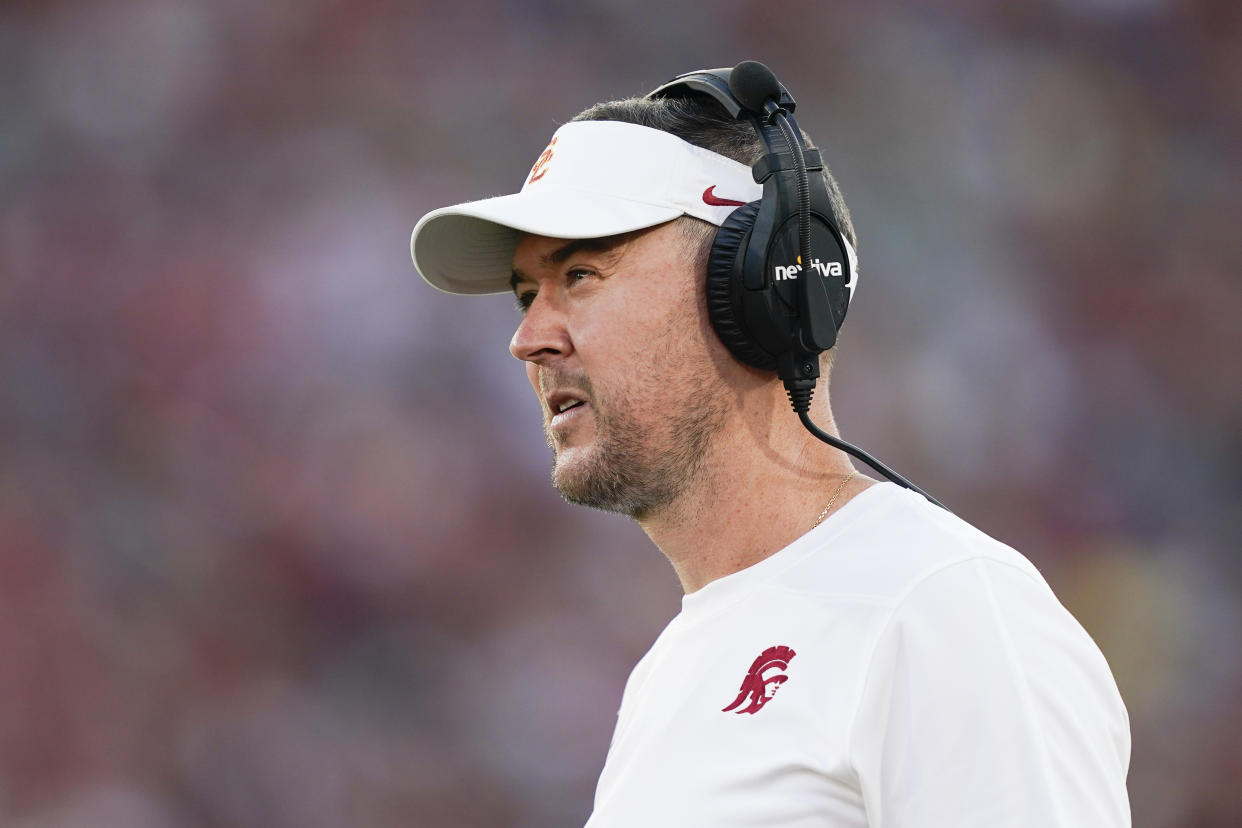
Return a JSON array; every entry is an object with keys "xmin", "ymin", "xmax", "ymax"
[{"xmin": 706, "ymin": 202, "xmax": 778, "ymax": 371}]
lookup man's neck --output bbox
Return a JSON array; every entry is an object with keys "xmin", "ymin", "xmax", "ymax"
[{"xmin": 635, "ymin": 402, "xmax": 870, "ymax": 593}]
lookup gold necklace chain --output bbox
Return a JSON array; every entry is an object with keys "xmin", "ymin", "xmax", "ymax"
[{"xmin": 813, "ymin": 470, "xmax": 857, "ymax": 529}]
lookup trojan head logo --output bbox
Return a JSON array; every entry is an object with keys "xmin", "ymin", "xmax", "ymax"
[
  {"xmin": 526, "ymin": 136, "xmax": 557, "ymax": 184},
  {"xmin": 722, "ymin": 645, "xmax": 797, "ymax": 715}
]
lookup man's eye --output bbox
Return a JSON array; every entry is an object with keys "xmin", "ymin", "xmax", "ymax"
[
  {"xmin": 567, "ymin": 268, "xmax": 593, "ymax": 283},
  {"xmin": 515, "ymin": 291, "xmax": 536, "ymax": 313}
]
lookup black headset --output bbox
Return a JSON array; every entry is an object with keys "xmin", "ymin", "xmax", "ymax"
[
  {"xmin": 647, "ymin": 61, "xmax": 850, "ymax": 396},
  {"xmin": 647, "ymin": 61, "xmax": 946, "ymax": 509}
]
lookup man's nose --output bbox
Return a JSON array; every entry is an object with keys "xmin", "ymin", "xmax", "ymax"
[{"xmin": 509, "ymin": 293, "xmax": 572, "ymax": 364}]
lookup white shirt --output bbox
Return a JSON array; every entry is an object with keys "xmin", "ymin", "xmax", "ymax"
[{"xmin": 585, "ymin": 484, "xmax": 1131, "ymax": 827}]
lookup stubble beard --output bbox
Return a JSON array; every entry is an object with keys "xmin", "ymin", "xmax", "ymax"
[{"xmin": 545, "ymin": 373, "xmax": 728, "ymax": 521}]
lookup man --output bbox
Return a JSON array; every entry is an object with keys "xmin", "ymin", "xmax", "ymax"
[{"xmin": 410, "ymin": 64, "xmax": 1131, "ymax": 826}]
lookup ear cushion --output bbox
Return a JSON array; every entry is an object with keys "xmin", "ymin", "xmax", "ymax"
[{"xmin": 706, "ymin": 202, "xmax": 779, "ymax": 371}]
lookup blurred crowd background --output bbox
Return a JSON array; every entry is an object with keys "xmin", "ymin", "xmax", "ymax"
[{"xmin": 1, "ymin": 0, "xmax": 1239, "ymax": 825}]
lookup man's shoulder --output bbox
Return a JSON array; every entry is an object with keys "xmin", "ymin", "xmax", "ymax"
[{"xmin": 771, "ymin": 482, "xmax": 1047, "ymax": 607}]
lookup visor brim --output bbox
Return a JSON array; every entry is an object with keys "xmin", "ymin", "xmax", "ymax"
[{"xmin": 411, "ymin": 189, "xmax": 683, "ymax": 295}]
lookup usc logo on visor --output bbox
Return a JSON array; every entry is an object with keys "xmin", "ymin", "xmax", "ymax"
[{"xmin": 527, "ymin": 136, "xmax": 558, "ymax": 184}]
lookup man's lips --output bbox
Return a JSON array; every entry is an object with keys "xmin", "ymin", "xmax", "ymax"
[
  {"xmin": 549, "ymin": 400, "xmax": 590, "ymax": 428},
  {"xmin": 545, "ymin": 390, "xmax": 590, "ymax": 428},
  {"xmin": 546, "ymin": 390, "xmax": 587, "ymax": 415}
]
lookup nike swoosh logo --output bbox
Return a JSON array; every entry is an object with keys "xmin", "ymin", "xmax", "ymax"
[{"xmin": 702, "ymin": 186, "xmax": 746, "ymax": 207}]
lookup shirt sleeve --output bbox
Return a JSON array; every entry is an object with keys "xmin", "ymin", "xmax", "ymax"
[{"xmin": 848, "ymin": 557, "xmax": 1131, "ymax": 827}]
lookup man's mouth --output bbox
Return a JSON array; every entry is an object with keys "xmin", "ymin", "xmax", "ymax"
[{"xmin": 547, "ymin": 392, "xmax": 590, "ymax": 428}]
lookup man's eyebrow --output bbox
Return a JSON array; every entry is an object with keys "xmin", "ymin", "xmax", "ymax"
[
  {"xmin": 539, "ymin": 236, "xmax": 627, "ymax": 267},
  {"xmin": 509, "ymin": 234, "xmax": 635, "ymax": 295}
]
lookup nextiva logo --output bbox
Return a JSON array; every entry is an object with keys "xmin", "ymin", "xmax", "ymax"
[{"xmin": 774, "ymin": 256, "xmax": 843, "ymax": 282}]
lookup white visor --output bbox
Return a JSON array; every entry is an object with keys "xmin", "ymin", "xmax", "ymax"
[{"xmin": 410, "ymin": 120, "xmax": 766, "ymax": 295}]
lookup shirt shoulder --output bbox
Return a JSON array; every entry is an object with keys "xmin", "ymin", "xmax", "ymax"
[{"xmin": 769, "ymin": 482, "xmax": 1047, "ymax": 607}]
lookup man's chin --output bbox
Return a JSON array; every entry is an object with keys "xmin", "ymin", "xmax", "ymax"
[
  {"xmin": 550, "ymin": 447, "xmax": 597, "ymax": 494},
  {"xmin": 551, "ymin": 451, "xmax": 623, "ymax": 511}
]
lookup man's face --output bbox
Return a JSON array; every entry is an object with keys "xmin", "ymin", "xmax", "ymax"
[{"xmin": 508, "ymin": 220, "xmax": 729, "ymax": 519}]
